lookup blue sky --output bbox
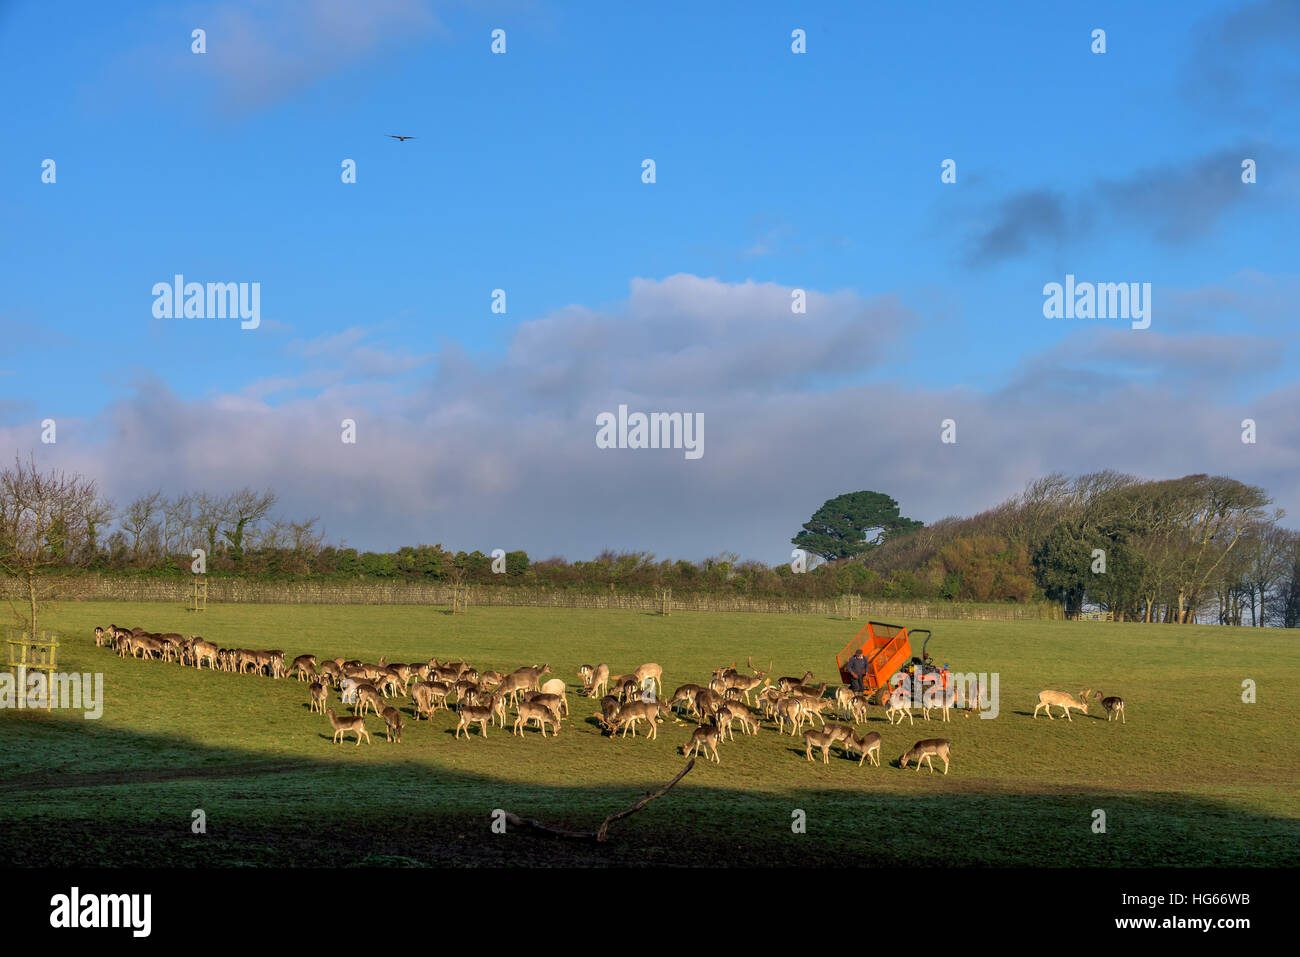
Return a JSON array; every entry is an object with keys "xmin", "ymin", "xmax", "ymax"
[{"xmin": 2, "ymin": 0, "xmax": 1298, "ymax": 561}]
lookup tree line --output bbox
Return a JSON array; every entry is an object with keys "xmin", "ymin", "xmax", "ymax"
[
  {"xmin": 2, "ymin": 456, "xmax": 1297, "ymax": 629},
  {"xmin": 851, "ymin": 472, "xmax": 1299, "ymax": 626}
]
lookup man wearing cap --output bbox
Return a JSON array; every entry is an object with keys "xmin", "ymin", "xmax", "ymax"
[{"xmin": 845, "ymin": 648, "xmax": 869, "ymax": 694}]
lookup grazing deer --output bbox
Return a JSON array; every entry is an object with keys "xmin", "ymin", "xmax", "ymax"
[
  {"xmin": 539, "ymin": 678, "xmax": 569, "ymax": 716},
  {"xmin": 455, "ymin": 698, "xmax": 495, "ymax": 738},
  {"xmin": 778, "ymin": 670, "xmax": 814, "ymax": 694},
  {"xmin": 514, "ymin": 701, "xmax": 560, "ymax": 737},
  {"xmin": 612, "ymin": 700, "xmax": 668, "ymax": 739},
  {"xmin": 380, "ymin": 706, "xmax": 404, "ymax": 743},
  {"xmin": 633, "ymin": 663, "xmax": 663, "ymax": 698},
  {"xmin": 845, "ymin": 730, "xmax": 882, "ymax": 767},
  {"xmin": 583, "ymin": 664, "xmax": 610, "ymax": 698},
  {"xmin": 327, "ymin": 708, "xmax": 370, "ymax": 745},
  {"xmin": 716, "ymin": 702, "xmax": 760, "ymax": 737},
  {"xmin": 900, "ymin": 738, "xmax": 951, "ymax": 774},
  {"xmin": 133, "ymin": 636, "xmax": 165, "ymax": 660},
  {"xmin": 523, "ymin": 692, "xmax": 565, "ymax": 725},
  {"xmin": 157, "ymin": 634, "xmax": 184, "ymax": 662},
  {"xmin": 432, "ymin": 664, "xmax": 462, "ymax": 685},
  {"xmin": 496, "ymin": 672, "xmax": 533, "ymax": 706},
  {"xmin": 803, "ymin": 728, "xmax": 837, "ymax": 763},
  {"xmin": 821, "ymin": 723, "xmax": 854, "ymax": 755},
  {"xmin": 597, "ymin": 695, "xmax": 622, "ymax": 732},
  {"xmin": 607, "ymin": 672, "xmax": 637, "ymax": 696},
  {"xmin": 309, "ymin": 681, "xmax": 328, "ymax": 715},
  {"xmin": 684, "ymin": 724, "xmax": 721, "ymax": 763},
  {"xmin": 511, "ymin": 665, "xmax": 552, "ymax": 694},
  {"xmin": 354, "ymin": 685, "xmax": 384, "ymax": 718},
  {"xmin": 478, "ymin": 669, "xmax": 503, "ymax": 690},
  {"xmin": 190, "ymin": 638, "xmax": 218, "ymax": 671},
  {"xmin": 93, "ymin": 626, "xmax": 106, "ymax": 647},
  {"xmin": 775, "ymin": 697, "xmax": 807, "ymax": 735},
  {"xmin": 792, "ymin": 693, "xmax": 830, "ymax": 728},
  {"xmin": 1033, "ymin": 689, "xmax": 1091, "ymax": 721},
  {"xmin": 848, "ymin": 693, "xmax": 873, "ymax": 723},
  {"xmin": 691, "ymin": 688, "xmax": 723, "ymax": 723},
  {"xmin": 1094, "ymin": 690, "xmax": 1126, "ymax": 723},
  {"xmin": 317, "ymin": 661, "xmax": 341, "ymax": 686},
  {"xmin": 411, "ymin": 683, "xmax": 436, "ymax": 720},
  {"xmin": 755, "ymin": 685, "xmax": 783, "ymax": 720}
]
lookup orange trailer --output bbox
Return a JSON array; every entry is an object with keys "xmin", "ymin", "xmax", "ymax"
[
  {"xmin": 836, "ymin": 620, "xmax": 947, "ymax": 701},
  {"xmin": 837, "ymin": 621, "xmax": 951, "ymax": 702}
]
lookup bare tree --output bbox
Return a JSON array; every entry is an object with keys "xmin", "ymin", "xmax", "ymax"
[
  {"xmin": 221, "ymin": 488, "xmax": 277, "ymax": 562},
  {"xmin": 0, "ymin": 456, "xmax": 105, "ymax": 635},
  {"xmin": 122, "ymin": 490, "xmax": 164, "ymax": 564},
  {"xmin": 195, "ymin": 492, "xmax": 226, "ymax": 563},
  {"xmin": 1239, "ymin": 518, "xmax": 1288, "ymax": 626},
  {"xmin": 161, "ymin": 492, "xmax": 195, "ymax": 562},
  {"xmin": 288, "ymin": 517, "xmax": 325, "ymax": 556}
]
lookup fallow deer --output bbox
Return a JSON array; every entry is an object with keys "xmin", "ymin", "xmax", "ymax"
[
  {"xmin": 582, "ymin": 664, "xmax": 610, "ymax": 698},
  {"xmin": 803, "ymin": 728, "xmax": 837, "ymax": 763},
  {"xmin": 683, "ymin": 723, "xmax": 721, "ymax": 763},
  {"xmin": 381, "ymin": 705, "xmax": 404, "ymax": 743},
  {"xmin": 612, "ymin": 700, "xmax": 668, "ymax": 739},
  {"xmin": 900, "ymin": 738, "xmax": 950, "ymax": 774},
  {"xmin": 633, "ymin": 662, "xmax": 663, "ymax": 698},
  {"xmin": 778, "ymin": 670, "xmax": 814, "ymax": 694},
  {"xmin": 1033, "ymin": 689, "xmax": 1091, "ymax": 721},
  {"xmin": 845, "ymin": 730, "xmax": 882, "ymax": 767},
  {"xmin": 327, "ymin": 708, "xmax": 370, "ymax": 745},
  {"xmin": 539, "ymin": 678, "xmax": 569, "ymax": 716},
  {"xmin": 309, "ymin": 681, "xmax": 328, "ymax": 715},
  {"xmin": 1094, "ymin": 690, "xmax": 1126, "ymax": 723},
  {"xmin": 514, "ymin": 701, "xmax": 560, "ymax": 737},
  {"xmin": 455, "ymin": 697, "xmax": 495, "ymax": 738}
]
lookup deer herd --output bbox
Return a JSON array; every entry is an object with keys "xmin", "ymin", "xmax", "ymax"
[{"xmin": 94, "ymin": 624, "xmax": 1128, "ymax": 776}]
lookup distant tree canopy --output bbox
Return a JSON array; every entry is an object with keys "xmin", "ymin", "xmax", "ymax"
[
  {"xmin": 792, "ymin": 491, "xmax": 923, "ymax": 561},
  {"xmin": 2, "ymin": 462, "xmax": 1296, "ymax": 625},
  {"xmin": 862, "ymin": 471, "xmax": 1287, "ymax": 624}
]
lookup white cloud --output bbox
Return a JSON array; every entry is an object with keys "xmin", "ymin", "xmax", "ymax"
[{"xmin": 3, "ymin": 275, "xmax": 1296, "ymax": 562}]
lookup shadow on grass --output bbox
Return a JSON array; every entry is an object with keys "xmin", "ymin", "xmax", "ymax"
[{"xmin": 0, "ymin": 711, "xmax": 1295, "ymax": 868}]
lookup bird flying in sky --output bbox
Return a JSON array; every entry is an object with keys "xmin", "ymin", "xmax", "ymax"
[{"xmin": 388, "ymin": 135, "xmax": 415, "ymax": 142}]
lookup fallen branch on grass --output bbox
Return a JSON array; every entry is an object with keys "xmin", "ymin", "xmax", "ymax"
[{"xmin": 500, "ymin": 758, "xmax": 695, "ymax": 842}]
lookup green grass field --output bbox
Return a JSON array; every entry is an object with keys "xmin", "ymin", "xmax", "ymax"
[{"xmin": 1, "ymin": 601, "xmax": 1296, "ymax": 867}]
